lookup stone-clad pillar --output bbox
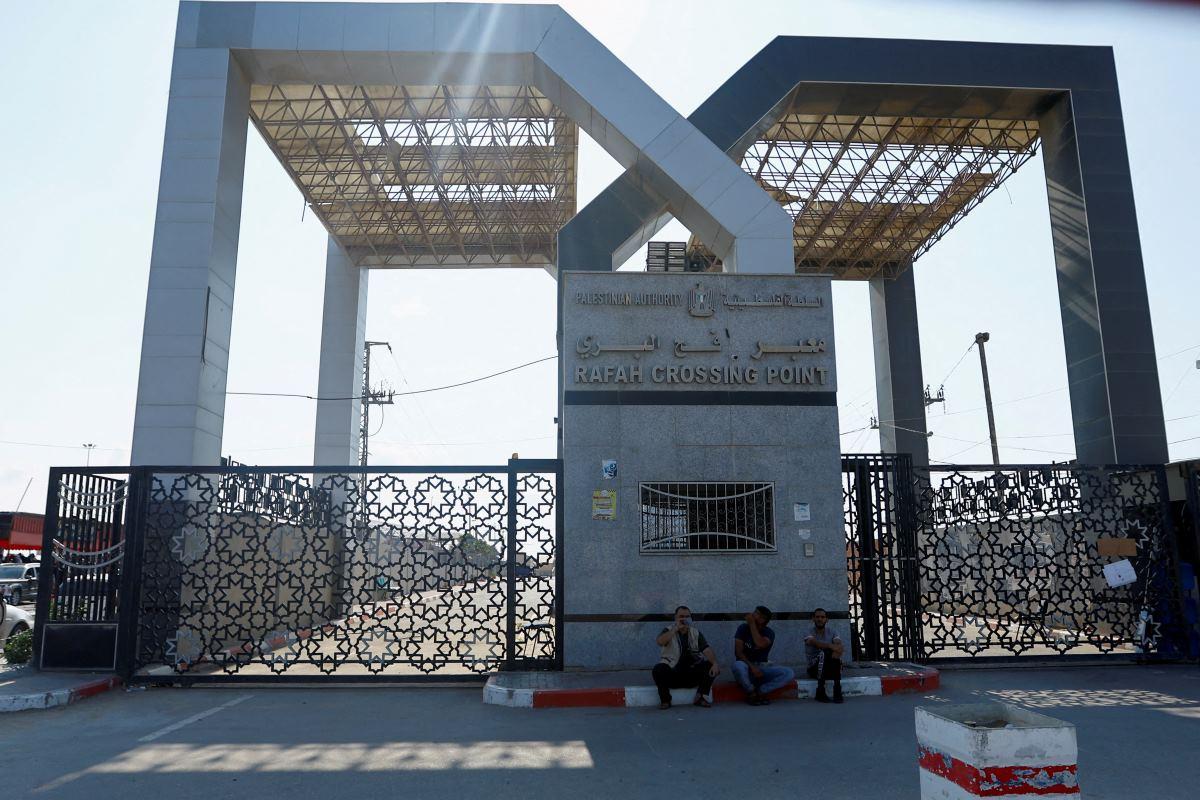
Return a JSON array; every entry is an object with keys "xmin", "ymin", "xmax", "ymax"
[
  {"xmin": 870, "ymin": 268, "xmax": 930, "ymax": 467},
  {"xmin": 131, "ymin": 48, "xmax": 250, "ymax": 465},
  {"xmin": 314, "ymin": 239, "xmax": 369, "ymax": 466},
  {"xmin": 1040, "ymin": 92, "xmax": 1168, "ymax": 465}
]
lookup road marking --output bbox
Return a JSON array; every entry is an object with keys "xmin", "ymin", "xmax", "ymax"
[{"xmin": 138, "ymin": 694, "xmax": 254, "ymax": 743}]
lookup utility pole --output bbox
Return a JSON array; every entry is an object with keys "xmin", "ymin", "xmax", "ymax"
[
  {"xmin": 359, "ymin": 340, "xmax": 394, "ymax": 597},
  {"xmin": 975, "ymin": 332, "xmax": 1000, "ymax": 467},
  {"xmin": 359, "ymin": 341, "xmax": 395, "ymax": 468}
]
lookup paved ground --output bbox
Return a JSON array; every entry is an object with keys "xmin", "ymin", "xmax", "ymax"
[{"xmin": 1, "ymin": 665, "xmax": 1198, "ymax": 799}]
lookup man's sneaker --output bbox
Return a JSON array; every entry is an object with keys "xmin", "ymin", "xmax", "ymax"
[
  {"xmin": 745, "ymin": 690, "xmax": 761, "ymax": 706},
  {"xmin": 815, "ymin": 686, "xmax": 831, "ymax": 703},
  {"xmin": 833, "ymin": 686, "xmax": 844, "ymax": 704},
  {"xmin": 659, "ymin": 700, "xmax": 671, "ymax": 710}
]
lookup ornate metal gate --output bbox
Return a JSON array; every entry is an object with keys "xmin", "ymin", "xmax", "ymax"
[
  {"xmin": 842, "ymin": 455, "xmax": 921, "ymax": 661},
  {"xmin": 35, "ymin": 460, "xmax": 561, "ymax": 682},
  {"xmin": 844, "ymin": 458, "xmax": 1195, "ymax": 662},
  {"xmin": 34, "ymin": 471, "xmax": 129, "ymax": 671}
]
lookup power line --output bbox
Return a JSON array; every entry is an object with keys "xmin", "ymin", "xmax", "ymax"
[
  {"xmin": 935, "ymin": 342, "xmax": 975, "ymax": 388},
  {"xmin": 0, "ymin": 439, "xmax": 124, "ymax": 452},
  {"xmin": 1158, "ymin": 342, "xmax": 1200, "ymax": 360},
  {"xmin": 877, "ymin": 421, "xmax": 1075, "ymax": 457},
  {"xmin": 228, "ymin": 355, "xmax": 557, "ymax": 401},
  {"xmin": 1166, "ymin": 434, "xmax": 1200, "ymax": 448},
  {"xmin": 1162, "ymin": 362, "xmax": 1196, "ymax": 406}
]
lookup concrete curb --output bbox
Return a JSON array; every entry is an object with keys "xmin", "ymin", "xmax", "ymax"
[
  {"xmin": 484, "ymin": 666, "xmax": 938, "ymax": 708},
  {"xmin": 0, "ymin": 675, "xmax": 122, "ymax": 713}
]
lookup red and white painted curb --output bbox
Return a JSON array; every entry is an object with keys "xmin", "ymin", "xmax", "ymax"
[
  {"xmin": 915, "ymin": 704, "xmax": 1079, "ymax": 799},
  {"xmin": 0, "ymin": 675, "xmax": 122, "ymax": 713},
  {"xmin": 484, "ymin": 666, "xmax": 938, "ymax": 708}
]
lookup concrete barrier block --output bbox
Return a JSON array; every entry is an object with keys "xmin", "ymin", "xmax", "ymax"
[{"xmin": 916, "ymin": 703, "xmax": 1080, "ymax": 798}]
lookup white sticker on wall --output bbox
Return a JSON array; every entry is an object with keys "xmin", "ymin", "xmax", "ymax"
[
  {"xmin": 793, "ymin": 502, "xmax": 811, "ymax": 522},
  {"xmin": 798, "ymin": 528, "xmax": 812, "ymax": 540},
  {"xmin": 803, "ymin": 543, "xmax": 815, "ymax": 557},
  {"xmin": 601, "ymin": 459, "xmax": 617, "ymax": 480}
]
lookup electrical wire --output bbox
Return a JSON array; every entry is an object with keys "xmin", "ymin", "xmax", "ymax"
[
  {"xmin": 228, "ymin": 355, "xmax": 557, "ymax": 401},
  {"xmin": 1162, "ymin": 363, "xmax": 1195, "ymax": 407},
  {"xmin": 0, "ymin": 439, "xmax": 124, "ymax": 452},
  {"xmin": 934, "ymin": 342, "xmax": 975, "ymax": 388},
  {"xmin": 877, "ymin": 421, "xmax": 1076, "ymax": 457}
]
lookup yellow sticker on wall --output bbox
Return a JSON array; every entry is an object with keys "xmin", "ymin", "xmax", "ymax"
[{"xmin": 592, "ymin": 489, "xmax": 617, "ymax": 521}]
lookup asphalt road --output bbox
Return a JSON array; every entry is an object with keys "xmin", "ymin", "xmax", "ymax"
[{"xmin": 2, "ymin": 665, "xmax": 1198, "ymax": 799}]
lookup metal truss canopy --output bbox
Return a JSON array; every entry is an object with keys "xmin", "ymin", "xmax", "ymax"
[
  {"xmin": 740, "ymin": 109, "xmax": 1041, "ymax": 279},
  {"xmin": 249, "ymin": 83, "xmax": 578, "ymax": 268}
]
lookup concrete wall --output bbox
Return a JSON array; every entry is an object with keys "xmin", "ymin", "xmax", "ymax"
[{"xmin": 559, "ymin": 272, "xmax": 845, "ymax": 669}]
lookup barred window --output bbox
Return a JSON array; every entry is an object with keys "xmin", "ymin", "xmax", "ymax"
[{"xmin": 639, "ymin": 482, "xmax": 776, "ymax": 553}]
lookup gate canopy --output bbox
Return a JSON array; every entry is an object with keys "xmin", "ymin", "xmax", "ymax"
[
  {"xmin": 250, "ymin": 83, "xmax": 578, "ymax": 268},
  {"xmin": 740, "ymin": 109, "xmax": 1040, "ymax": 279}
]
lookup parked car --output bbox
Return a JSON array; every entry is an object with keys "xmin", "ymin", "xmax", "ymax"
[
  {"xmin": 1, "ymin": 601, "xmax": 33, "ymax": 644},
  {"xmin": 0, "ymin": 562, "xmax": 39, "ymax": 606}
]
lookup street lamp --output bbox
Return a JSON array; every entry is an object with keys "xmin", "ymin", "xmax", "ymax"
[{"xmin": 82, "ymin": 443, "xmax": 96, "ymax": 467}]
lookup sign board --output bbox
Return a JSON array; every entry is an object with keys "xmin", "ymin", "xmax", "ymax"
[
  {"xmin": 562, "ymin": 273, "xmax": 836, "ymax": 395},
  {"xmin": 592, "ymin": 490, "xmax": 617, "ymax": 521}
]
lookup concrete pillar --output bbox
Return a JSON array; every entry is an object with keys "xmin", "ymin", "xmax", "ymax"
[
  {"xmin": 131, "ymin": 48, "xmax": 250, "ymax": 465},
  {"xmin": 870, "ymin": 268, "xmax": 930, "ymax": 467},
  {"xmin": 1040, "ymin": 92, "xmax": 1168, "ymax": 465},
  {"xmin": 313, "ymin": 238, "xmax": 369, "ymax": 466}
]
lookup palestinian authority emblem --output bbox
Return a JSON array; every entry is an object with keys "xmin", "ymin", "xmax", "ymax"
[{"xmin": 688, "ymin": 283, "xmax": 715, "ymax": 318}]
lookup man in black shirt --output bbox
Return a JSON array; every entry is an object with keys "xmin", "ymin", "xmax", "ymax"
[
  {"xmin": 651, "ymin": 605, "xmax": 720, "ymax": 710},
  {"xmin": 732, "ymin": 606, "xmax": 795, "ymax": 705}
]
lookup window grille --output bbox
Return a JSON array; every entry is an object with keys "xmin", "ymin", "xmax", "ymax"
[{"xmin": 639, "ymin": 482, "xmax": 776, "ymax": 553}]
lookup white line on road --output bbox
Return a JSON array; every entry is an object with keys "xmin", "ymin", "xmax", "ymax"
[{"xmin": 138, "ymin": 694, "xmax": 254, "ymax": 743}]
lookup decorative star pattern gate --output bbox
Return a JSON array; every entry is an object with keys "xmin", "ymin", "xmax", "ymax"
[
  {"xmin": 844, "ymin": 458, "xmax": 1195, "ymax": 661},
  {"xmin": 122, "ymin": 462, "xmax": 559, "ymax": 682}
]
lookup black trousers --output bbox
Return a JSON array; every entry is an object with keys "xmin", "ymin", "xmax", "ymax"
[
  {"xmin": 652, "ymin": 661, "xmax": 715, "ymax": 703},
  {"xmin": 805, "ymin": 651, "xmax": 841, "ymax": 684}
]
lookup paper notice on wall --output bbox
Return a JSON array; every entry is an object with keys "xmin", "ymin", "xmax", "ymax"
[
  {"xmin": 1103, "ymin": 559, "xmax": 1137, "ymax": 588},
  {"xmin": 601, "ymin": 459, "xmax": 617, "ymax": 480},
  {"xmin": 592, "ymin": 490, "xmax": 617, "ymax": 521},
  {"xmin": 793, "ymin": 502, "xmax": 811, "ymax": 522}
]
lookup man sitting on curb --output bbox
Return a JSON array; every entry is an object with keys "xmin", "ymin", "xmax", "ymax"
[
  {"xmin": 732, "ymin": 605, "xmax": 795, "ymax": 705},
  {"xmin": 652, "ymin": 605, "xmax": 720, "ymax": 710},
  {"xmin": 804, "ymin": 607, "xmax": 844, "ymax": 703}
]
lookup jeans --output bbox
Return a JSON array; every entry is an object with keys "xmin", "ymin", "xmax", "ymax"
[
  {"xmin": 731, "ymin": 661, "xmax": 795, "ymax": 696},
  {"xmin": 652, "ymin": 661, "xmax": 716, "ymax": 703},
  {"xmin": 806, "ymin": 651, "xmax": 841, "ymax": 684}
]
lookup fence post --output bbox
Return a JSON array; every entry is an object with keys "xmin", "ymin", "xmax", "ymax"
[
  {"xmin": 555, "ymin": 458, "xmax": 565, "ymax": 670},
  {"xmin": 1152, "ymin": 465, "xmax": 1193, "ymax": 660},
  {"xmin": 854, "ymin": 461, "xmax": 881, "ymax": 661},
  {"xmin": 32, "ymin": 468, "xmax": 63, "ymax": 670},
  {"xmin": 898, "ymin": 457, "xmax": 926, "ymax": 662},
  {"xmin": 505, "ymin": 461, "xmax": 518, "ymax": 669},
  {"xmin": 114, "ymin": 468, "xmax": 149, "ymax": 680}
]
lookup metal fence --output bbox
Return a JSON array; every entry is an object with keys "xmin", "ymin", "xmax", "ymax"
[
  {"xmin": 35, "ymin": 461, "xmax": 560, "ymax": 682},
  {"xmin": 34, "ymin": 470, "xmax": 131, "ymax": 670},
  {"xmin": 843, "ymin": 458, "xmax": 1196, "ymax": 662},
  {"xmin": 842, "ymin": 455, "xmax": 921, "ymax": 661}
]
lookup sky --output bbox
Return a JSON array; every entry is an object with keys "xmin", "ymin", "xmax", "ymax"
[{"xmin": 2, "ymin": 0, "xmax": 1199, "ymax": 512}]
